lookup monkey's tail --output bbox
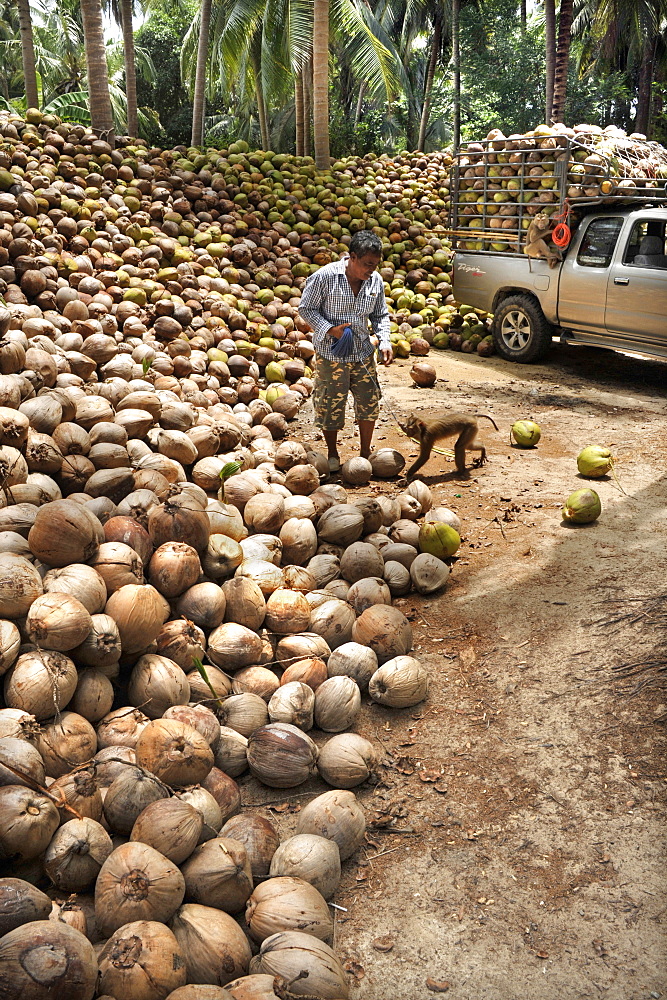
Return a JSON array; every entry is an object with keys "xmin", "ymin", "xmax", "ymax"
[{"xmin": 476, "ymin": 414, "xmax": 500, "ymax": 432}]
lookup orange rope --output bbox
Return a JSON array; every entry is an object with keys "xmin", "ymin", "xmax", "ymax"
[{"xmin": 551, "ymin": 199, "xmax": 572, "ymax": 249}]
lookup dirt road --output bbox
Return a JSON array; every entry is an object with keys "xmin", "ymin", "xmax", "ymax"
[{"xmin": 252, "ymin": 343, "xmax": 667, "ymax": 1000}]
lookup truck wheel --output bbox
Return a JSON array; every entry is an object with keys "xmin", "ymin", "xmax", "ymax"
[{"xmin": 492, "ymin": 295, "xmax": 553, "ymax": 363}]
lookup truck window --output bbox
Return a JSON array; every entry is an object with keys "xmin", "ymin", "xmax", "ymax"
[
  {"xmin": 623, "ymin": 220, "xmax": 667, "ymax": 268},
  {"xmin": 576, "ymin": 218, "xmax": 623, "ymax": 268}
]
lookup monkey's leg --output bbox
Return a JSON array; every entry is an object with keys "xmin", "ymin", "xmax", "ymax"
[
  {"xmin": 454, "ymin": 427, "xmax": 479, "ymax": 473},
  {"xmin": 470, "ymin": 444, "xmax": 487, "ymax": 467},
  {"xmin": 405, "ymin": 441, "xmax": 432, "ymax": 478}
]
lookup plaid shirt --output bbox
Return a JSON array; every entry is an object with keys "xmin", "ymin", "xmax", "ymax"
[{"xmin": 298, "ymin": 256, "xmax": 392, "ymax": 362}]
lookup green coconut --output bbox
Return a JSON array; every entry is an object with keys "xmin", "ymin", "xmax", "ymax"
[
  {"xmin": 576, "ymin": 446, "xmax": 613, "ymax": 479},
  {"xmin": 561, "ymin": 488, "xmax": 601, "ymax": 524},
  {"xmin": 511, "ymin": 420, "xmax": 541, "ymax": 448},
  {"xmin": 265, "ymin": 362, "xmax": 286, "ymax": 383},
  {"xmin": 418, "ymin": 521, "xmax": 460, "ymax": 558}
]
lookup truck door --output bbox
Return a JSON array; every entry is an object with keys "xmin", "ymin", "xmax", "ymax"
[
  {"xmin": 557, "ymin": 217, "xmax": 624, "ymax": 332},
  {"xmin": 605, "ymin": 217, "xmax": 667, "ymax": 349}
]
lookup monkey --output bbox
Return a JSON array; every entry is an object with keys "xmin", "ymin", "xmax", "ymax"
[
  {"xmin": 524, "ymin": 212, "xmax": 562, "ymax": 269},
  {"xmin": 399, "ymin": 412, "xmax": 500, "ymax": 479}
]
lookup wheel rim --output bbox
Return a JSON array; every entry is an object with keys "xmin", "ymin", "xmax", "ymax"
[{"xmin": 500, "ymin": 309, "xmax": 532, "ymax": 351}]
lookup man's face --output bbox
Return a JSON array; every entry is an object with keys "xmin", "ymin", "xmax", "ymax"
[{"xmin": 347, "ymin": 252, "xmax": 381, "ymax": 283}]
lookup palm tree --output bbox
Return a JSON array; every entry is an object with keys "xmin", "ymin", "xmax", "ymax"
[
  {"xmin": 17, "ymin": 0, "xmax": 39, "ymax": 109},
  {"xmin": 417, "ymin": 1, "xmax": 446, "ymax": 150},
  {"xmin": 80, "ymin": 0, "xmax": 115, "ymax": 138},
  {"xmin": 551, "ymin": 0, "xmax": 573, "ymax": 121},
  {"xmin": 572, "ymin": 0, "xmax": 667, "ymax": 138},
  {"xmin": 452, "ymin": 0, "xmax": 460, "ymax": 148},
  {"xmin": 100, "ymin": 0, "xmax": 139, "ymax": 136},
  {"xmin": 312, "ymin": 0, "xmax": 329, "ymax": 166},
  {"xmin": 544, "ymin": 0, "xmax": 556, "ymax": 121},
  {"xmin": 191, "ymin": 0, "xmax": 213, "ymax": 145}
]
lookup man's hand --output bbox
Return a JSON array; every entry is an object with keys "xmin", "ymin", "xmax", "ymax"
[
  {"xmin": 327, "ymin": 324, "xmax": 348, "ymax": 340},
  {"xmin": 380, "ymin": 347, "xmax": 393, "ymax": 366}
]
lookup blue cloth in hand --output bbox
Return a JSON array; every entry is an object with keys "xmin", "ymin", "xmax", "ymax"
[{"xmin": 330, "ymin": 326, "xmax": 355, "ymax": 359}]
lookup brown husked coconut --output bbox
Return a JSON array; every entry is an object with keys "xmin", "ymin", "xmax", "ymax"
[
  {"xmin": 135, "ymin": 719, "xmax": 214, "ymax": 788},
  {"xmin": 296, "ymin": 789, "xmax": 366, "ymax": 861},
  {"xmin": 0, "ymin": 920, "xmax": 97, "ymax": 1000},
  {"xmin": 181, "ymin": 838, "xmax": 253, "ymax": 914},
  {"xmin": 249, "ymin": 931, "xmax": 349, "ymax": 999},
  {"xmin": 340, "ymin": 457, "xmax": 372, "ymax": 485},
  {"xmin": 269, "ymin": 834, "xmax": 341, "ymax": 901},
  {"xmin": 351, "ymin": 604, "xmax": 413, "ymax": 663},
  {"xmin": 245, "ymin": 876, "xmax": 333, "ymax": 944},
  {"xmin": 98, "ymin": 920, "xmax": 187, "ymax": 1000},
  {"xmin": 95, "ymin": 842, "xmax": 185, "ymax": 937},
  {"xmin": 219, "ymin": 814, "xmax": 280, "ymax": 880},
  {"xmin": 247, "ymin": 724, "xmax": 318, "ymax": 788},
  {"xmin": 169, "ymin": 903, "xmax": 251, "ymax": 986}
]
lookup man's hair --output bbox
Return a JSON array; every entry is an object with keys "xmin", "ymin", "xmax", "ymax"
[{"xmin": 349, "ymin": 231, "xmax": 383, "ymax": 258}]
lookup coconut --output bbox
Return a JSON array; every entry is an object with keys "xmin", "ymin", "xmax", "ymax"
[
  {"xmin": 247, "ymin": 724, "xmax": 319, "ymax": 788},
  {"xmin": 98, "ymin": 920, "xmax": 187, "ymax": 1000},
  {"xmin": 410, "ymin": 552, "xmax": 450, "ymax": 593},
  {"xmin": 511, "ymin": 419, "xmax": 541, "ymax": 447},
  {"xmin": 369, "ymin": 448, "xmax": 405, "ymax": 478},
  {"xmin": 95, "ymin": 842, "xmax": 185, "ymax": 936},
  {"xmin": 249, "ymin": 932, "xmax": 349, "ymax": 999},
  {"xmin": 268, "ymin": 835, "xmax": 341, "ymax": 900},
  {"xmin": 169, "ymin": 903, "xmax": 251, "ymax": 986},
  {"xmin": 245, "ymin": 877, "xmax": 333, "ymax": 944},
  {"xmin": 340, "ymin": 457, "xmax": 372, "ymax": 485},
  {"xmin": 339, "ymin": 541, "xmax": 384, "ymax": 583},
  {"xmin": 418, "ymin": 520, "xmax": 460, "ymax": 558},
  {"xmin": 0, "ymin": 920, "xmax": 97, "ymax": 1000},
  {"xmin": 135, "ymin": 719, "xmax": 214, "ymax": 788},
  {"xmin": 181, "ymin": 838, "xmax": 253, "ymax": 913},
  {"xmin": 314, "ymin": 676, "xmax": 361, "ymax": 732},
  {"xmin": 424, "ymin": 506, "xmax": 462, "ymax": 533},
  {"xmin": 352, "ymin": 605, "xmax": 413, "ymax": 663},
  {"xmin": 369, "ymin": 655, "xmax": 429, "ymax": 707},
  {"xmin": 576, "ymin": 446, "xmax": 613, "ymax": 478},
  {"xmin": 317, "ymin": 505, "xmax": 364, "ymax": 545},
  {"xmin": 296, "ymin": 789, "xmax": 365, "ymax": 861},
  {"xmin": 219, "ymin": 814, "xmax": 280, "ymax": 880},
  {"xmin": 317, "ymin": 733, "xmax": 377, "ymax": 788}
]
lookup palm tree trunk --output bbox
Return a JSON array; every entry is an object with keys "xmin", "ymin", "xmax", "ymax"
[
  {"xmin": 520, "ymin": 0, "xmax": 526, "ymax": 33},
  {"xmin": 250, "ymin": 51, "xmax": 270, "ymax": 150},
  {"xmin": 551, "ymin": 0, "xmax": 573, "ymax": 123},
  {"xmin": 634, "ymin": 39, "xmax": 655, "ymax": 137},
  {"xmin": 303, "ymin": 58, "xmax": 312, "ymax": 158},
  {"xmin": 418, "ymin": 16, "xmax": 441, "ymax": 152},
  {"xmin": 120, "ymin": 0, "xmax": 138, "ymax": 137},
  {"xmin": 80, "ymin": 0, "xmax": 114, "ymax": 139},
  {"xmin": 295, "ymin": 71, "xmax": 304, "ymax": 155},
  {"xmin": 17, "ymin": 0, "xmax": 39, "ymax": 110},
  {"xmin": 354, "ymin": 80, "xmax": 367, "ymax": 125},
  {"xmin": 191, "ymin": 0, "xmax": 213, "ymax": 146},
  {"xmin": 312, "ymin": 0, "xmax": 330, "ymax": 169},
  {"xmin": 452, "ymin": 0, "xmax": 460, "ymax": 150},
  {"xmin": 544, "ymin": 0, "xmax": 556, "ymax": 123}
]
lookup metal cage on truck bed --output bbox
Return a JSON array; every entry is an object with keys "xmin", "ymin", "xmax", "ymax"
[{"xmin": 448, "ymin": 133, "xmax": 667, "ymax": 257}]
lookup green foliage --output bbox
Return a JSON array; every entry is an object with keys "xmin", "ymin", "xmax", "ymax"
[
  {"xmin": 329, "ymin": 103, "xmax": 388, "ymax": 157},
  {"xmin": 135, "ymin": 1, "xmax": 196, "ymax": 146}
]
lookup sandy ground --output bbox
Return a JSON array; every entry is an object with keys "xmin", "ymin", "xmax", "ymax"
[{"xmin": 242, "ymin": 342, "xmax": 667, "ymax": 1000}]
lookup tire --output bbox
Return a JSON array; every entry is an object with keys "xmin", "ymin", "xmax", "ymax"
[{"xmin": 492, "ymin": 294, "xmax": 554, "ymax": 363}]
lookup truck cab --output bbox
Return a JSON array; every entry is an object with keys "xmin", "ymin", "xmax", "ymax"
[{"xmin": 452, "ymin": 206, "xmax": 667, "ymax": 362}]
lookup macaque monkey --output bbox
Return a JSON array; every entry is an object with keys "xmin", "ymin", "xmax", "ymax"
[
  {"xmin": 399, "ymin": 412, "xmax": 499, "ymax": 479},
  {"xmin": 524, "ymin": 212, "xmax": 562, "ymax": 269}
]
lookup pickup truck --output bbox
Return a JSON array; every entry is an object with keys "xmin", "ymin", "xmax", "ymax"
[{"xmin": 452, "ymin": 205, "xmax": 667, "ymax": 363}]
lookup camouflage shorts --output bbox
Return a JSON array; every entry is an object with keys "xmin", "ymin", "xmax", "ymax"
[{"xmin": 313, "ymin": 355, "xmax": 381, "ymax": 431}]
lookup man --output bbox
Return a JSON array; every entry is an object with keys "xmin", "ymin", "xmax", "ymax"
[{"xmin": 298, "ymin": 231, "xmax": 393, "ymax": 473}]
